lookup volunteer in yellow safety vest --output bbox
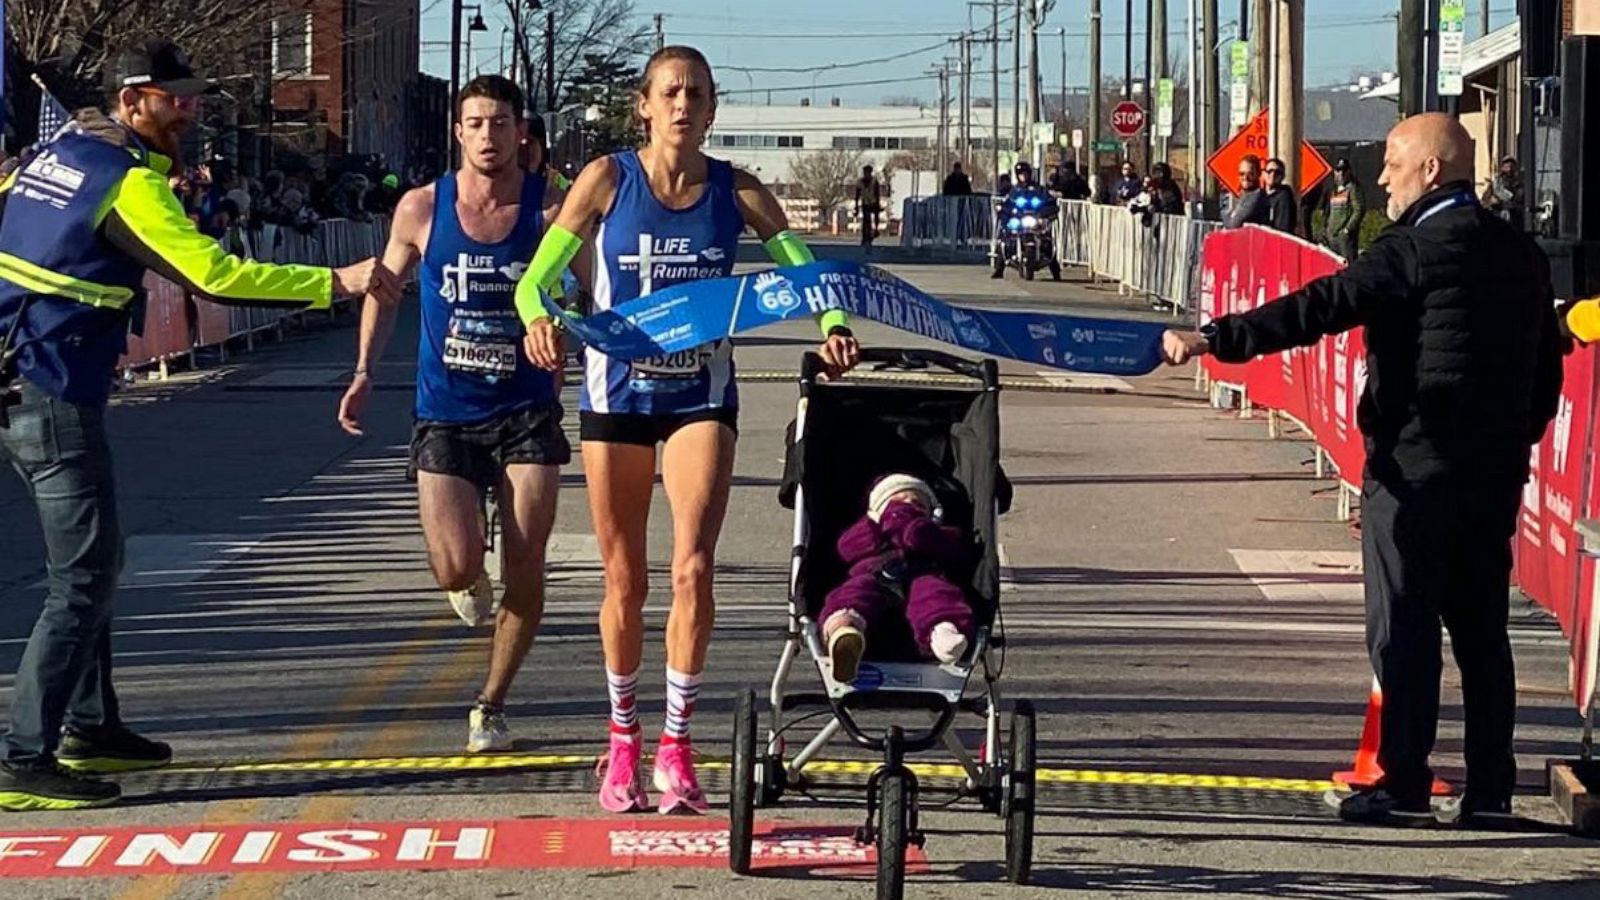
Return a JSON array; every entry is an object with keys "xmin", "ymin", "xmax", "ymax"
[{"xmin": 0, "ymin": 39, "xmax": 398, "ymax": 812}]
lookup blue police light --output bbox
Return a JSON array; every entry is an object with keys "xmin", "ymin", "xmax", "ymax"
[
  {"xmin": 1028, "ymin": 194, "xmax": 1042, "ymax": 209},
  {"xmin": 1006, "ymin": 216, "xmax": 1023, "ymax": 231}
]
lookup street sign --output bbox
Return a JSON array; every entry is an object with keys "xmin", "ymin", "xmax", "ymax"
[
  {"xmin": 1110, "ymin": 101, "xmax": 1146, "ymax": 138},
  {"xmin": 1091, "ymin": 139, "xmax": 1121, "ymax": 153},
  {"xmin": 1439, "ymin": 0, "xmax": 1467, "ymax": 97},
  {"xmin": 1206, "ymin": 107, "xmax": 1333, "ymax": 197},
  {"xmin": 1071, "ymin": 128, "xmax": 1084, "ymax": 150},
  {"xmin": 1033, "ymin": 122, "xmax": 1057, "ymax": 146},
  {"xmin": 1156, "ymin": 79, "xmax": 1174, "ymax": 139},
  {"xmin": 1229, "ymin": 43, "xmax": 1250, "ymax": 131}
]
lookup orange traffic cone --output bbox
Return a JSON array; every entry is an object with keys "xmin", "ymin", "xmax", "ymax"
[{"xmin": 1333, "ymin": 676, "xmax": 1453, "ymax": 796}]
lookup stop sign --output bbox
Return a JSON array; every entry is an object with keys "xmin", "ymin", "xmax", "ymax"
[{"xmin": 1110, "ymin": 101, "xmax": 1146, "ymax": 138}]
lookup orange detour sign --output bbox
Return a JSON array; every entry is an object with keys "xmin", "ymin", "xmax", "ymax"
[{"xmin": 1207, "ymin": 108, "xmax": 1334, "ymax": 197}]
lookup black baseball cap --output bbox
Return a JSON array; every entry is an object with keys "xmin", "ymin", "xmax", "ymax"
[
  {"xmin": 523, "ymin": 111, "xmax": 547, "ymax": 142},
  {"xmin": 104, "ymin": 39, "xmax": 210, "ymax": 97}
]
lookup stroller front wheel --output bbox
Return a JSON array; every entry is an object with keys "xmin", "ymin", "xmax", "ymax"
[
  {"xmin": 876, "ymin": 768, "xmax": 910, "ymax": 900},
  {"xmin": 729, "ymin": 688, "xmax": 758, "ymax": 875}
]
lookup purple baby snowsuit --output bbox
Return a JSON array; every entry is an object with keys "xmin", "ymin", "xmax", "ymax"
[{"xmin": 820, "ymin": 499, "xmax": 976, "ymax": 654}]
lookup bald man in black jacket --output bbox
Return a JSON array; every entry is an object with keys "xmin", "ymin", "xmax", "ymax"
[{"xmin": 1164, "ymin": 114, "xmax": 1563, "ymax": 828}]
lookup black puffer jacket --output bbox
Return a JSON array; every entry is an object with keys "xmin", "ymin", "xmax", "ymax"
[{"xmin": 1208, "ymin": 180, "xmax": 1563, "ymax": 487}]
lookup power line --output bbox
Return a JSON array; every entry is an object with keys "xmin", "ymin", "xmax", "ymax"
[
  {"xmin": 718, "ymin": 39, "xmax": 951, "ymax": 74},
  {"xmin": 718, "ymin": 68, "xmax": 1014, "ymax": 98},
  {"xmin": 720, "ymin": 74, "xmax": 937, "ymax": 96}
]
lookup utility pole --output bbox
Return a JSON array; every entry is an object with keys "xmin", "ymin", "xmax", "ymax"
[
  {"xmin": 1028, "ymin": 0, "xmax": 1043, "ymax": 155},
  {"xmin": 1060, "ymin": 26, "xmax": 1068, "ymax": 132},
  {"xmin": 994, "ymin": 0, "xmax": 1002, "ymax": 189},
  {"xmin": 1124, "ymin": 0, "xmax": 1134, "ymax": 99},
  {"xmin": 545, "ymin": 11, "xmax": 557, "ymax": 113},
  {"xmin": 1274, "ymin": 1, "xmax": 1304, "ymax": 202},
  {"xmin": 1090, "ymin": 0, "xmax": 1103, "ymax": 196},
  {"xmin": 1250, "ymin": 0, "xmax": 1270, "ymax": 117},
  {"xmin": 1399, "ymin": 0, "xmax": 1425, "ymax": 116},
  {"xmin": 1187, "ymin": 0, "xmax": 1198, "ymax": 205},
  {"xmin": 1433, "ymin": 0, "xmax": 1446, "ymax": 112},
  {"xmin": 1202, "ymin": 0, "xmax": 1219, "ymax": 215},
  {"xmin": 960, "ymin": 35, "xmax": 972, "ymax": 167},
  {"xmin": 1148, "ymin": 0, "xmax": 1161, "ymax": 169},
  {"xmin": 936, "ymin": 63, "xmax": 951, "ymax": 182},
  {"xmin": 1013, "ymin": 0, "xmax": 1023, "ymax": 153},
  {"xmin": 1268, "ymin": 0, "xmax": 1278, "ymax": 155},
  {"xmin": 451, "ymin": 0, "xmax": 463, "ymax": 167},
  {"xmin": 654, "ymin": 14, "xmax": 665, "ymax": 50}
]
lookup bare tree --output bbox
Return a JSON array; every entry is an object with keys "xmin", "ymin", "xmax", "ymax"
[
  {"xmin": 6, "ymin": 0, "xmax": 328, "ymax": 104},
  {"xmin": 502, "ymin": 0, "xmax": 651, "ymax": 113},
  {"xmin": 880, "ymin": 147, "xmax": 940, "ymax": 201},
  {"xmin": 789, "ymin": 147, "xmax": 863, "ymax": 221}
]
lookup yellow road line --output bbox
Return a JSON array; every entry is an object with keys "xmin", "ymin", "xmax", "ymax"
[
  {"xmin": 157, "ymin": 752, "xmax": 1338, "ymax": 794},
  {"xmin": 116, "ymin": 622, "xmax": 448, "ymax": 900},
  {"xmin": 214, "ymin": 617, "xmax": 487, "ymax": 900},
  {"xmin": 165, "ymin": 754, "xmax": 593, "ymax": 773}
]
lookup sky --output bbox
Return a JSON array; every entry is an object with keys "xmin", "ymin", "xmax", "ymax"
[{"xmin": 419, "ymin": 1, "xmax": 1519, "ymax": 107}]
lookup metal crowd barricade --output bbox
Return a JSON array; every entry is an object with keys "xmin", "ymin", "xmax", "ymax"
[
  {"xmin": 1056, "ymin": 200, "xmax": 1220, "ymax": 316},
  {"xmin": 119, "ymin": 217, "xmax": 392, "ymax": 372},
  {"xmin": 1056, "ymin": 199, "xmax": 1092, "ymax": 267},
  {"xmin": 900, "ymin": 195, "xmax": 995, "ymax": 255}
]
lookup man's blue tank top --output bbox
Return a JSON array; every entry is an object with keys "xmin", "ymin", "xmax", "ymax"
[
  {"xmin": 582, "ymin": 150, "xmax": 744, "ymax": 415},
  {"xmin": 416, "ymin": 171, "xmax": 554, "ymax": 423}
]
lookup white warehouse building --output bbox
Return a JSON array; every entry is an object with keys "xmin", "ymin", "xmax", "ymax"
[{"xmin": 706, "ymin": 101, "xmax": 1024, "ymax": 196}]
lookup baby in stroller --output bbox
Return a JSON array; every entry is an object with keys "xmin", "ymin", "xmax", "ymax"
[{"xmin": 822, "ymin": 473, "xmax": 977, "ymax": 681}]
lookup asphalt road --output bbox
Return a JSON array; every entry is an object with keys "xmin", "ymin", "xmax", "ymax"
[{"xmin": 0, "ymin": 243, "xmax": 1593, "ymax": 898}]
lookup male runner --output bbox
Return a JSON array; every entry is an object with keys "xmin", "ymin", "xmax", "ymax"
[{"xmin": 337, "ymin": 75, "xmax": 570, "ymax": 752}]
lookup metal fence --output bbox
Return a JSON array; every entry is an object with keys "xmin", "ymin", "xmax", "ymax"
[
  {"xmin": 897, "ymin": 195, "xmax": 1220, "ymax": 315},
  {"xmin": 899, "ymin": 195, "xmax": 996, "ymax": 254},
  {"xmin": 1071, "ymin": 201, "xmax": 1220, "ymax": 315},
  {"xmin": 122, "ymin": 217, "xmax": 391, "ymax": 373}
]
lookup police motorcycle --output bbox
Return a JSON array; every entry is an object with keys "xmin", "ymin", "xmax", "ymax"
[{"xmin": 990, "ymin": 162, "xmax": 1061, "ymax": 282}]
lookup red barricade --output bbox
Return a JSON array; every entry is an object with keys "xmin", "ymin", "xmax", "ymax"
[
  {"xmin": 1199, "ymin": 226, "xmax": 1367, "ymax": 481},
  {"xmin": 122, "ymin": 273, "xmax": 193, "ymax": 367},
  {"xmin": 1516, "ymin": 351, "xmax": 1596, "ymax": 634},
  {"xmin": 1200, "ymin": 223, "xmax": 1600, "ymax": 714}
]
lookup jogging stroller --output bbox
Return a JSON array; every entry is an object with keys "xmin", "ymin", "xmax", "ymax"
[{"xmin": 727, "ymin": 347, "xmax": 1034, "ymax": 898}]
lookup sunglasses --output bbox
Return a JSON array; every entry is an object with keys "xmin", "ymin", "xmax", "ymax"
[
  {"xmin": 1265, "ymin": 167, "xmax": 1284, "ymax": 175},
  {"xmin": 138, "ymin": 87, "xmax": 201, "ymax": 111}
]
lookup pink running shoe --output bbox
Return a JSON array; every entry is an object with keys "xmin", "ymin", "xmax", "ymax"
[
  {"xmin": 652, "ymin": 740, "xmax": 709, "ymax": 815},
  {"xmin": 596, "ymin": 731, "xmax": 649, "ymax": 813}
]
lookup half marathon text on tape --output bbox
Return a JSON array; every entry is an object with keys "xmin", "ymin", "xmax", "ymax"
[
  {"xmin": 546, "ymin": 260, "xmax": 1167, "ymax": 378},
  {"xmin": 0, "ymin": 819, "xmax": 917, "ymax": 878}
]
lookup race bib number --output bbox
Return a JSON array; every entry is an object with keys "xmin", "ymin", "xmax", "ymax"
[
  {"xmin": 629, "ymin": 346, "xmax": 715, "ymax": 392},
  {"xmin": 444, "ymin": 335, "xmax": 518, "ymax": 377}
]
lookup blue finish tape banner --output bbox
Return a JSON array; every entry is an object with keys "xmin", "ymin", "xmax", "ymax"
[{"xmin": 543, "ymin": 260, "xmax": 1165, "ymax": 376}]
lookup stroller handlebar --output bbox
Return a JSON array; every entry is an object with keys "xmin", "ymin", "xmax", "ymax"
[{"xmin": 803, "ymin": 348, "xmax": 998, "ymax": 388}]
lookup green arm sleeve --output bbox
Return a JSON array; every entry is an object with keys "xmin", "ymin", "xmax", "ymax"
[
  {"xmin": 104, "ymin": 167, "xmax": 332, "ymax": 308},
  {"xmin": 763, "ymin": 230, "xmax": 850, "ymax": 336},
  {"xmin": 514, "ymin": 224, "xmax": 583, "ymax": 326}
]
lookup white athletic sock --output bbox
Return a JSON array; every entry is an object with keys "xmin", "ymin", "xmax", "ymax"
[
  {"xmin": 662, "ymin": 667, "xmax": 702, "ymax": 746},
  {"xmin": 607, "ymin": 668, "xmax": 639, "ymax": 739}
]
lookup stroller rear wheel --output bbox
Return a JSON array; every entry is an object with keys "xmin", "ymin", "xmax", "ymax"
[
  {"xmin": 1004, "ymin": 699, "xmax": 1036, "ymax": 884},
  {"xmin": 729, "ymin": 688, "xmax": 758, "ymax": 875}
]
